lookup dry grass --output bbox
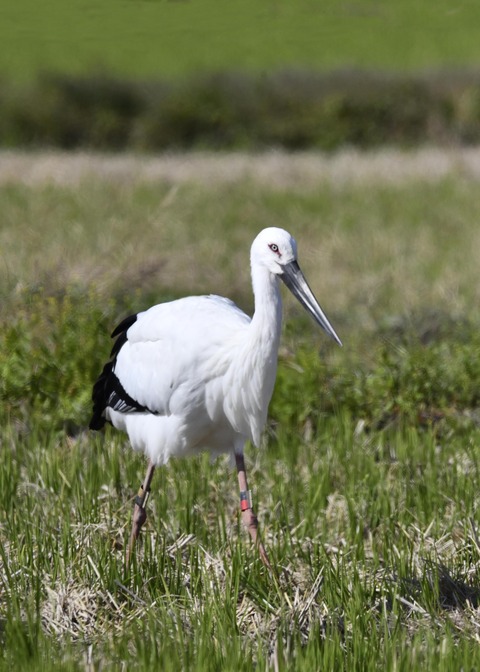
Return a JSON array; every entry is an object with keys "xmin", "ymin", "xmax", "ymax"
[
  {"xmin": 1, "ymin": 149, "xmax": 480, "ymax": 331},
  {"xmin": 2, "ymin": 148, "xmax": 480, "ymax": 189}
]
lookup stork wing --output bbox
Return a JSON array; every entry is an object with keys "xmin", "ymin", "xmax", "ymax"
[{"xmin": 108, "ymin": 295, "xmax": 250, "ymax": 417}]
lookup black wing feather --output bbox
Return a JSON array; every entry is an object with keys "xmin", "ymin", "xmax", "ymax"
[
  {"xmin": 89, "ymin": 312, "xmax": 149, "ymax": 430},
  {"xmin": 110, "ymin": 313, "xmax": 138, "ymax": 357}
]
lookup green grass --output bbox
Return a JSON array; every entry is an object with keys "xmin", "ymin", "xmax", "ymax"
[
  {"xmin": 2, "ymin": 165, "xmax": 480, "ymax": 669},
  {"xmin": 2, "ymin": 0, "xmax": 480, "ymax": 81},
  {"xmin": 2, "ymin": 417, "xmax": 480, "ymax": 669}
]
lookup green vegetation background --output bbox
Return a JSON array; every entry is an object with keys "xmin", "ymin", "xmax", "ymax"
[
  {"xmin": 2, "ymin": 0, "xmax": 480, "ymax": 79},
  {"xmin": 1, "ymin": 1, "xmax": 480, "ymax": 152},
  {"xmin": 2, "ymin": 2, "xmax": 480, "ymax": 670}
]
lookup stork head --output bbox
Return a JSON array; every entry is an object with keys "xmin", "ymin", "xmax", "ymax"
[
  {"xmin": 250, "ymin": 227, "xmax": 298, "ymax": 274},
  {"xmin": 251, "ymin": 227, "xmax": 342, "ymax": 346}
]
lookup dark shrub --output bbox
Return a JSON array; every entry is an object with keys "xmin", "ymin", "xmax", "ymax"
[{"xmin": 1, "ymin": 68, "xmax": 480, "ymax": 151}]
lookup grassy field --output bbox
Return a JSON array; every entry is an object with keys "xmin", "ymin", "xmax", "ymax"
[
  {"xmin": 2, "ymin": 152, "xmax": 480, "ymax": 669},
  {"xmin": 2, "ymin": 0, "xmax": 480, "ymax": 81}
]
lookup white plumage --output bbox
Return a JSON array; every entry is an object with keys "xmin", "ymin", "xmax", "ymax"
[
  {"xmin": 90, "ymin": 227, "xmax": 341, "ymax": 565},
  {"xmin": 109, "ymin": 295, "xmax": 262, "ymax": 463}
]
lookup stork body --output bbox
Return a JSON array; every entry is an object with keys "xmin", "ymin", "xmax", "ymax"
[{"xmin": 90, "ymin": 228, "xmax": 341, "ymax": 567}]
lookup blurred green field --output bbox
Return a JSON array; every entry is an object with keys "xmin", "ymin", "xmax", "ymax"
[
  {"xmin": 2, "ymin": 158, "xmax": 480, "ymax": 669},
  {"xmin": 2, "ymin": 0, "xmax": 480, "ymax": 81},
  {"xmin": 3, "ymin": 3, "xmax": 480, "ymax": 666}
]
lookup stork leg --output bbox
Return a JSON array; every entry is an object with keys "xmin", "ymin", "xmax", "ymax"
[
  {"xmin": 235, "ymin": 452, "xmax": 271, "ymax": 570},
  {"xmin": 126, "ymin": 459, "xmax": 156, "ymax": 565}
]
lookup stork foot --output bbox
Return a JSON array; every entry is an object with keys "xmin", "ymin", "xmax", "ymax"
[
  {"xmin": 126, "ymin": 460, "xmax": 156, "ymax": 565},
  {"xmin": 241, "ymin": 505, "xmax": 272, "ymax": 570}
]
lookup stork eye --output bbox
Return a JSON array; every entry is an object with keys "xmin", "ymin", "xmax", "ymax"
[{"xmin": 269, "ymin": 243, "xmax": 279, "ymax": 254}]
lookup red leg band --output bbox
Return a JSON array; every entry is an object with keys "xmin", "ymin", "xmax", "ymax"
[{"xmin": 240, "ymin": 490, "xmax": 251, "ymax": 511}]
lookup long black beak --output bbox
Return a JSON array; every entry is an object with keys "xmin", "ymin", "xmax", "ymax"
[{"xmin": 280, "ymin": 261, "xmax": 342, "ymax": 346}]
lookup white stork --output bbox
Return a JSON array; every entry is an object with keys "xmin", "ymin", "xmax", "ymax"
[{"xmin": 90, "ymin": 227, "xmax": 342, "ymax": 567}]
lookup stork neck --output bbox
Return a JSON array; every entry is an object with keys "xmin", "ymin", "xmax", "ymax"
[{"xmin": 250, "ymin": 264, "xmax": 282, "ymax": 341}]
